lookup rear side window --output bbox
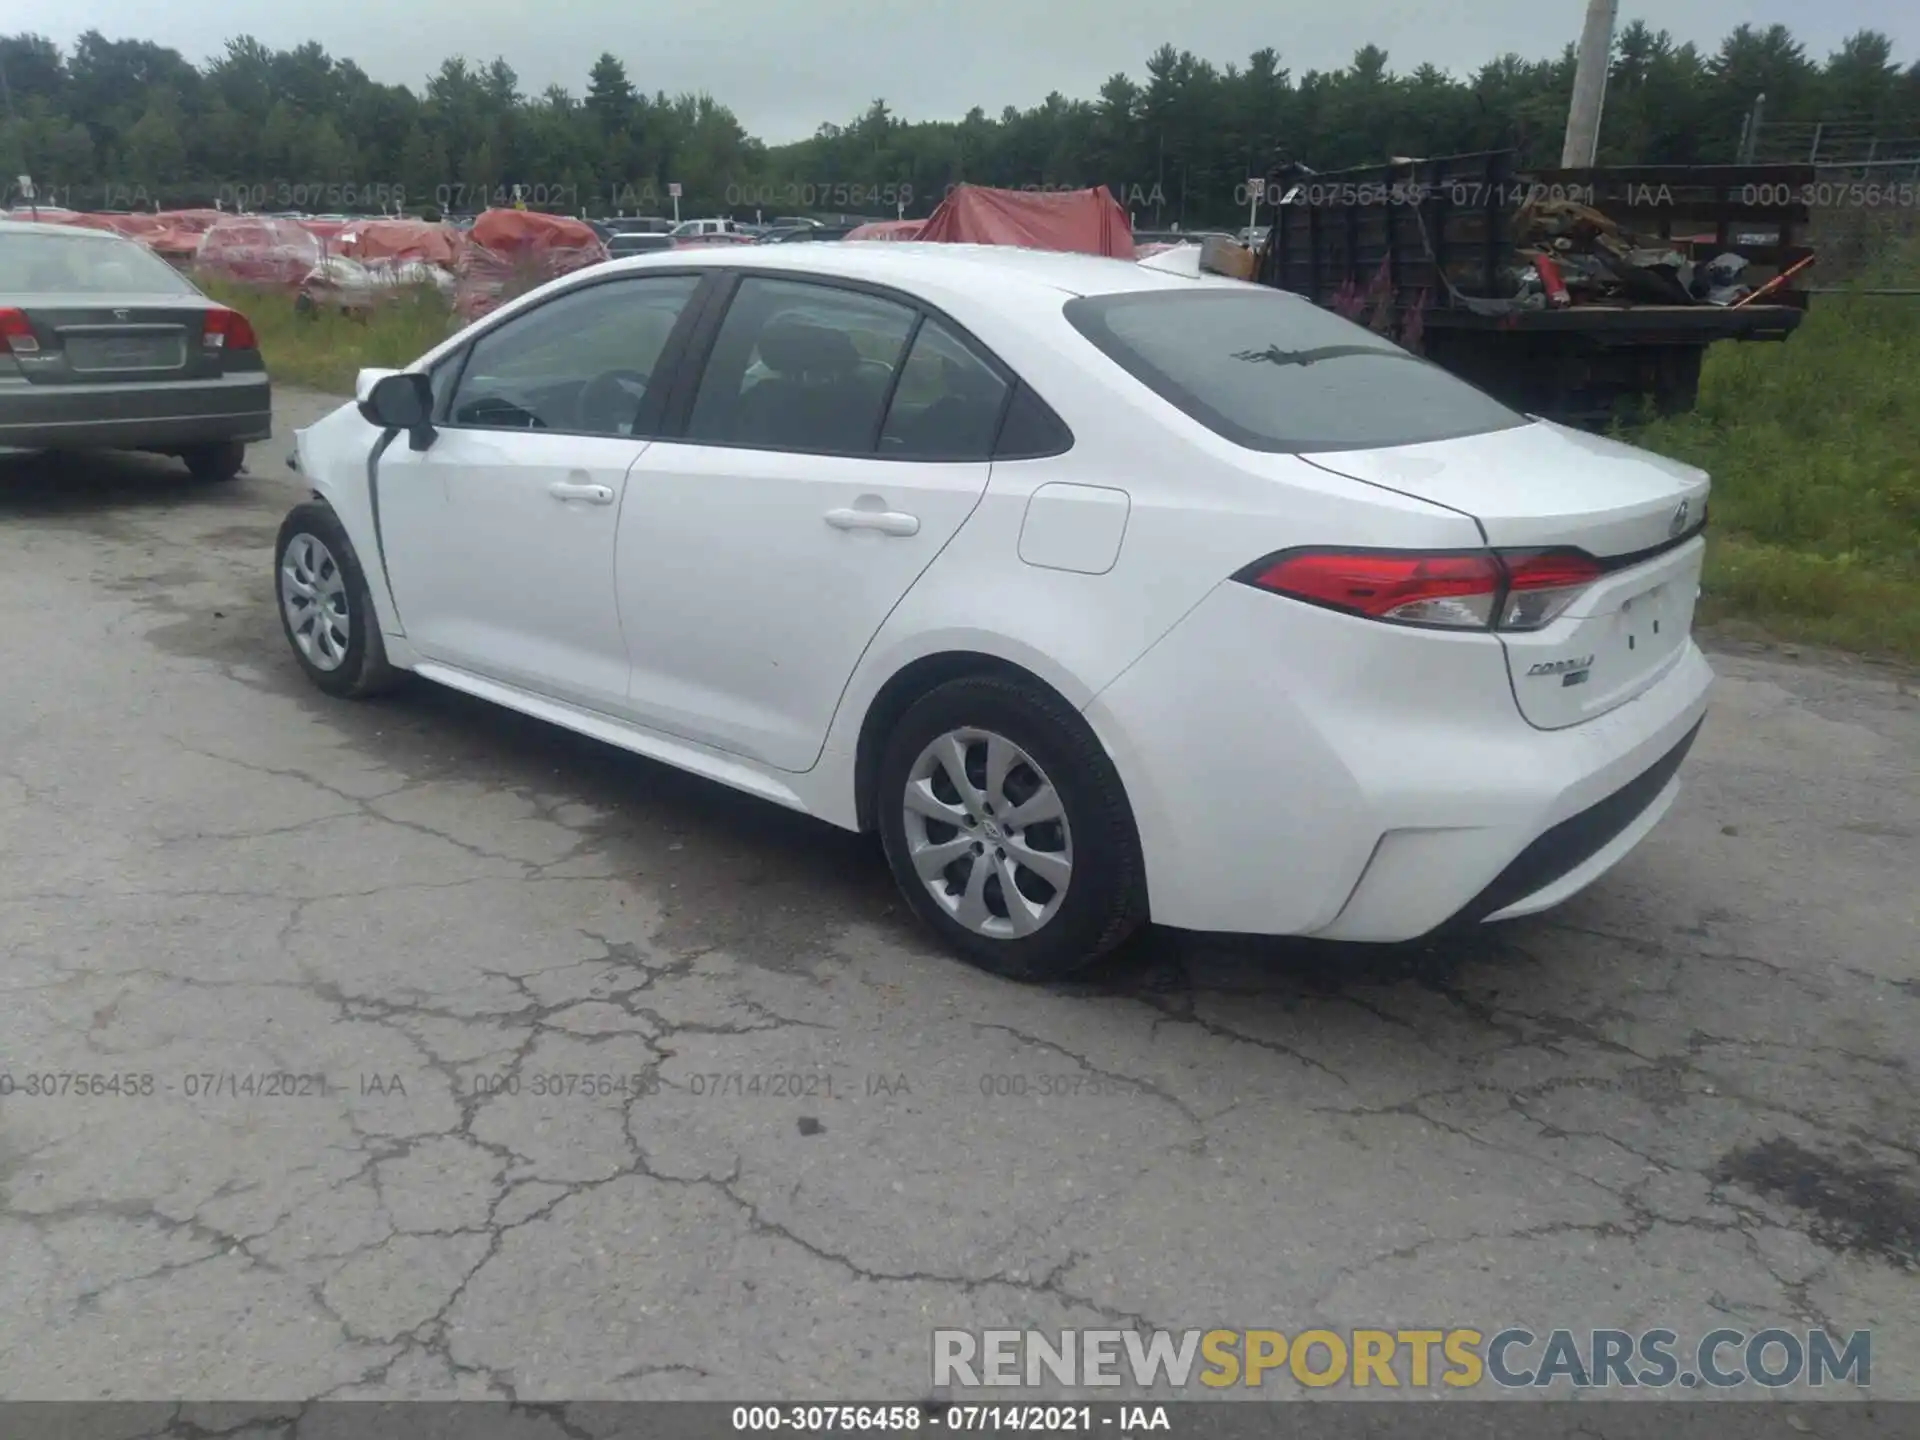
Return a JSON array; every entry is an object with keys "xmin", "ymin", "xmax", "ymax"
[
  {"xmin": 1063, "ymin": 290, "xmax": 1526, "ymax": 453},
  {"xmin": 0, "ymin": 231, "xmax": 196, "ymax": 297},
  {"xmin": 878, "ymin": 318, "xmax": 1009, "ymax": 460}
]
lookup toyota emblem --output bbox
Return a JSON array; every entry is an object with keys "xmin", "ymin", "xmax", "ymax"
[
  {"xmin": 113, "ymin": 308, "xmax": 131, "ymax": 321},
  {"xmin": 1669, "ymin": 499, "xmax": 1691, "ymax": 537}
]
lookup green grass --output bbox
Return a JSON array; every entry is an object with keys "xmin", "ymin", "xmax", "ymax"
[
  {"xmin": 200, "ymin": 279, "xmax": 459, "ymax": 394},
  {"xmin": 1624, "ymin": 291, "xmax": 1920, "ymax": 664}
]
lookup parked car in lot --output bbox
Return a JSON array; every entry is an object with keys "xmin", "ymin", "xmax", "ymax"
[
  {"xmin": 759, "ymin": 225, "xmax": 858, "ymax": 243},
  {"xmin": 1, "ymin": 222, "xmax": 270, "ymax": 479},
  {"xmin": 279, "ymin": 244, "xmax": 1712, "ymax": 977},
  {"xmin": 670, "ymin": 217, "xmax": 744, "ymax": 239},
  {"xmin": 606, "ymin": 232, "xmax": 676, "ymax": 259}
]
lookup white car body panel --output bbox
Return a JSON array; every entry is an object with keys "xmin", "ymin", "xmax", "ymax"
[
  {"xmin": 617, "ymin": 444, "xmax": 991, "ymax": 771},
  {"xmin": 289, "ymin": 242, "xmax": 1715, "ymax": 945},
  {"xmin": 377, "ymin": 428, "xmax": 651, "ymax": 716}
]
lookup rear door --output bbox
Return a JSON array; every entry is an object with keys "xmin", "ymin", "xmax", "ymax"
[{"xmin": 617, "ymin": 275, "xmax": 1007, "ymax": 772}]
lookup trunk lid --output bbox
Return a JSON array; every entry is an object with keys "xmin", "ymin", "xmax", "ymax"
[
  {"xmin": 3, "ymin": 295, "xmax": 217, "ymax": 385},
  {"xmin": 1302, "ymin": 419, "xmax": 1710, "ymax": 730}
]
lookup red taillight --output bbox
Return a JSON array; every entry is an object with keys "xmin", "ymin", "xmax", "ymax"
[
  {"xmin": 0, "ymin": 307, "xmax": 39, "ymax": 355},
  {"xmin": 1245, "ymin": 551, "xmax": 1503, "ymax": 629},
  {"xmin": 1239, "ymin": 547, "xmax": 1602, "ymax": 632},
  {"xmin": 202, "ymin": 307, "xmax": 258, "ymax": 351}
]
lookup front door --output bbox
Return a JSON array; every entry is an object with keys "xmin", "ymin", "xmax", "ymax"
[
  {"xmin": 376, "ymin": 272, "xmax": 704, "ymax": 715},
  {"xmin": 618, "ymin": 276, "xmax": 1011, "ymax": 771}
]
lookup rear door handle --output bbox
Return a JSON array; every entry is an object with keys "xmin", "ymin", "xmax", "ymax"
[
  {"xmin": 549, "ymin": 480, "xmax": 614, "ymax": 505},
  {"xmin": 824, "ymin": 508, "xmax": 919, "ymax": 537}
]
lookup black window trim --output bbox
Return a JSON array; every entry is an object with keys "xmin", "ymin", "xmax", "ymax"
[
  {"xmin": 655, "ymin": 266, "xmax": 1072, "ymax": 464},
  {"xmin": 1062, "ymin": 289, "xmax": 1526, "ymax": 456},
  {"xmin": 432, "ymin": 268, "xmax": 722, "ymax": 438}
]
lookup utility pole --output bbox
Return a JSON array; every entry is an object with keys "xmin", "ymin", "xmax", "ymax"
[
  {"xmin": 1560, "ymin": 0, "xmax": 1618, "ymax": 168},
  {"xmin": 1740, "ymin": 93, "xmax": 1767, "ymax": 163}
]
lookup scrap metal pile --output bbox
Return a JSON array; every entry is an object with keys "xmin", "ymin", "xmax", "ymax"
[{"xmin": 1506, "ymin": 196, "xmax": 1784, "ymax": 310}]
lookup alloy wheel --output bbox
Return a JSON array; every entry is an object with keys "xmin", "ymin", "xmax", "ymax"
[
  {"xmin": 280, "ymin": 532, "xmax": 351, "ymax": 672},
  {"xmin": 901, "ymin": 728, "xmax": 1074, "ymax": 939}
]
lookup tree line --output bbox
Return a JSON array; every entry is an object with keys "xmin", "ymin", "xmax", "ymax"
[{"xmin": 1, "ymin": 23, "xmax": 1916, "ymax": 227}]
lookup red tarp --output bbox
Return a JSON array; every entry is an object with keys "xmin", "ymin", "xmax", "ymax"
[
  {"xmin": 844, "ymin": 219, "xmax": 925, "ymax": 241},
  {"xmin": 334, "ymin": 219, "xmax": 463, "ymax": 269},
  {"xmin": 456, "ymin": 208, "xmax": 609, "ymax": 321},
  {"xmin": 914, "ymin": 185, "xmax": 1135, "ymax": 259},
  {"xmin": 194, "ymin": 216, "xmax": 325, "ymax": 288},
  {"xmin": 148, "ymin": 210, "xmax": 228, "ymax": 261},
  {"xmin": 2, "ymin": 208, "xmax": 222, "ymax": 267},
  {"xmin": 467, "ymin": 208, "xmax": 602, "ymax": 255}
]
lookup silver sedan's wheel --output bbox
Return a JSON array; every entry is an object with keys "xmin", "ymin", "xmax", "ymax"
[
  {"xmin": 901, "ymin": 727, "xmax": 1074, "ymax": 939},
  {"xmin": 280, "ymin": 531, "xmax": 350, "ymax": 672}
]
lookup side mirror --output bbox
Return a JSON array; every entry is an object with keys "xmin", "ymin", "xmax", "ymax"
[{"xmin": 358, "ymin": 371, "xmax": 436, "ymax": 451}]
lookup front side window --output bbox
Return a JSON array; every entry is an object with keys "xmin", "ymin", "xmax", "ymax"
[
  {"xmin": 1063, "ymin": 289, "xmax": 1527, "ymax": 453},
  {"xmin": 447, "ymin": 273, "xmax": 700, "ymax": 435},
  {"xmin": 686, "ymin": 278, "xmax": 917, "ymax": 455}
]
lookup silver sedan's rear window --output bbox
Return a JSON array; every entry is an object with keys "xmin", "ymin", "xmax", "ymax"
[
  {"xmin": 0, "ymin": 231, "xmax": 197, "ymax": 297},
  {"xmin": 1064, "ymin": 288, "xmax": 1526, "ymax": 453}
]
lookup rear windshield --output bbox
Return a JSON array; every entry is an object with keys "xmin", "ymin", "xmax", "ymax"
[
  {"xmin": 1063, "ymin": 289, "xmax": 1526, "ymax": 453},
  {"xmin": 0, "ymin": 230, "xmax": 197, "ymax": 297}
]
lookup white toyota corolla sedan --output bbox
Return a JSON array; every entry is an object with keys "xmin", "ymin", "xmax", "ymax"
[{"xmin": 279, "ymin": 242, "xmax": 1713, "ymax": 979}]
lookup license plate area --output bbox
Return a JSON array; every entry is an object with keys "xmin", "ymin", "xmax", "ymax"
[
  {"xmin": 1503, "ymin": 539, "xmax": 1704, "ymax": 729},
  {"xmin": 65, "ymin": 333, "xmax": 187, "ymax": 373},
  {"xmin": 1608, "ymin": 574, "xmax": 1692, "ymax": 667}
]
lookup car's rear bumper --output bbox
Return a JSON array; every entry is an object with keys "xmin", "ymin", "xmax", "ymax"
[
  {"xmin": 1083, "ymin": 580, "xmax": 1714, "ymax": 942},
  {"xmin": 0, "ymin": 374, "xmax": 273, "ymax": 451}
]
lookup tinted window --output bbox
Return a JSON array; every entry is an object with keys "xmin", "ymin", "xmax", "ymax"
[
  {"xmin": 993, "ymin": 384, "xmax": 1074, "ymax": 459},
  {"xmin": 686, "ymin": 278, "xmax": 916, "ymax": 454},
  {"xmin": 1063, "ymin": 290, "xmax": 1526, "ymax": 453},
  {"xmin": 448, "ymin": 274, "xmax": 699, "ymax": 434},
  {"xmin": 1, "ymin": 231, "xmax": 196, "ymax": 296},
  {"xmin": 878, "ymin": 319, "xmax": 1009, "ymax": 460}
]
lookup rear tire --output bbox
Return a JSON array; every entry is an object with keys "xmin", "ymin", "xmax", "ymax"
[
  {"xmin": 274, "ymin": 501, "xmax": 403, "ymax": 699},
  {"xmin": 184, "ymin": 441, "xmax": 247, "ymax": 483},
  {"xmin": 876, "ymin": 675, "xmax": 1146, "ymax": 981}
]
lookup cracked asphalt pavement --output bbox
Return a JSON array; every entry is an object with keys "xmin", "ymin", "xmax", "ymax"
[{"xmin": 1, "ymin": 387, "xmax": 1916, "ymax": 1403}]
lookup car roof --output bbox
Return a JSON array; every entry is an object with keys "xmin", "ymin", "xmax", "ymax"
[
  {"xmin": 0, "ymin": 220, "xmax": 138, "ymax": 241},
  {"xmin": 597, "ymin": 241, "xmax": 1233, "ymax": 306}
]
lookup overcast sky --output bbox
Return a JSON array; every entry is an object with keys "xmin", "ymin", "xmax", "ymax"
[{"xmin": 10, "ymin": 1, "xmax": 1914, "ymax": 142}]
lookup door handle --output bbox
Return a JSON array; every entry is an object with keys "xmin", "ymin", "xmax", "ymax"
[
  {"xmin": 548, "ymin": 480, "xmax": 614, "ymax": 505},
  {"xmin": 824, "ymin": 507, "xmax": 919, "ymax": 537}
]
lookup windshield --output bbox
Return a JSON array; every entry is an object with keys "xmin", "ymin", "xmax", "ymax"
[
  {"xmin": 1064, "ymin": 288, "xmax": 1527, "ymax": 453},
  {"xmin": 0, "ymin": 230, "xmax": 199, "ymax": 297}
]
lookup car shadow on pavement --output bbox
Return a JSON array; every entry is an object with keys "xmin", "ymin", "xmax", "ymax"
[
  {"xmin": 0, "ymin": 448, "xmax": 256, "ymax": 518},
  {"xmin": 286, "ymin": 670, "xmax": 1516, "ymax": 1007}
]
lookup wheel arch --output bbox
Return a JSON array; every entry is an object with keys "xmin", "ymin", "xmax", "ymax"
[{"xmin": 853, "ymin": 650, "xmax": 1071, "ymax": 834}]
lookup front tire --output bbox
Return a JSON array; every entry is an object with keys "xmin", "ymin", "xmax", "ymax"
[
  {"xmin": 876, "ymin": 675, "xmax": 1146, "ymax": 980},
  {"xmin": 184, "ymin": 441, "xmax": 247, "ymax": 483},
  {"xmin": 274, "ymin": 501, "xmax": 403, "ymax": 699}
]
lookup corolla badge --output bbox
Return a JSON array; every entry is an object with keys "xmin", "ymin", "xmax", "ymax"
[
  {"xmin": 1526, "ymin": 656, "xmax": 1594, "ymax": 677},
  {"xmin": 1669, "ymin": 499, "xmax": 1691, "ymax": 537}
]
